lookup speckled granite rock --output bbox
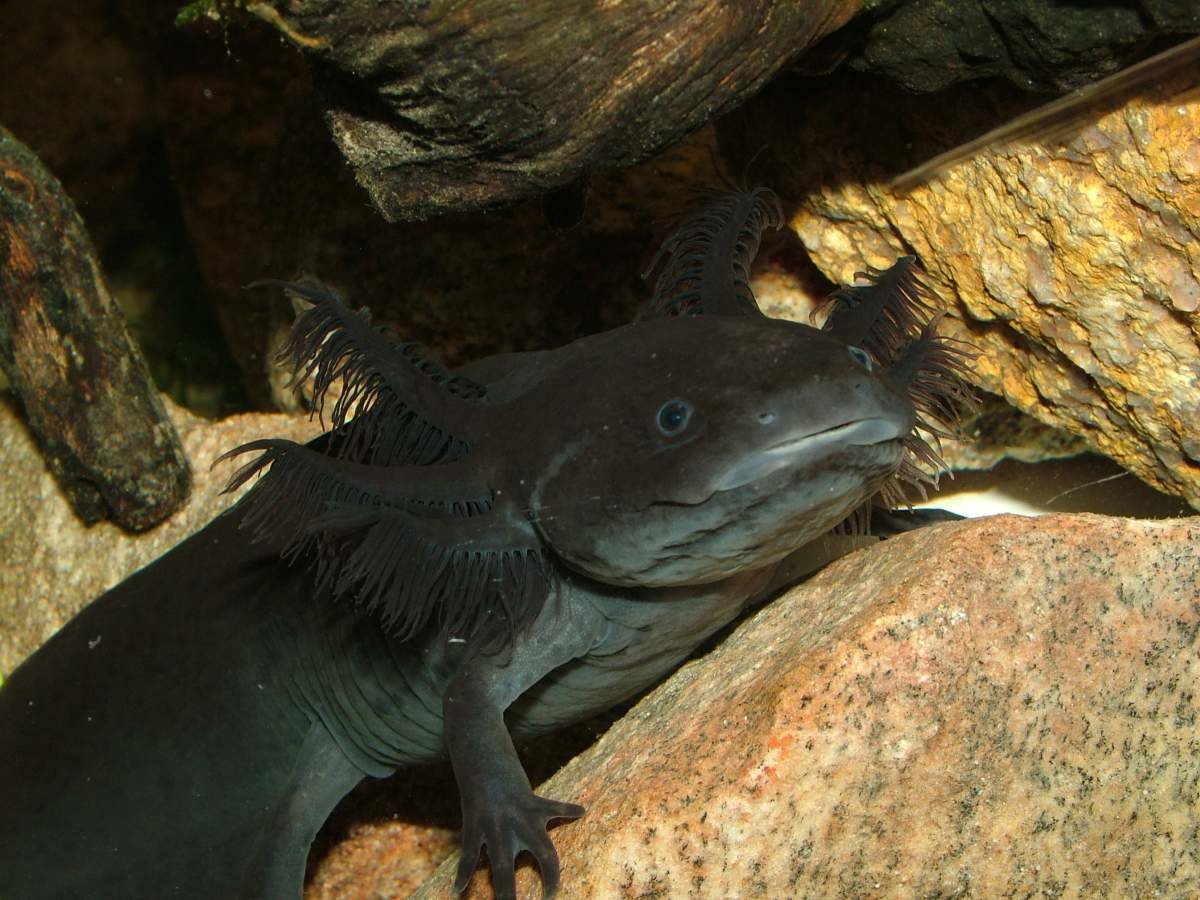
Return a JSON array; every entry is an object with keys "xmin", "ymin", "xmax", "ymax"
[
  {"xmin": 0, "ymin": 392, "xmax": 319, "ymax": 674},
  {"xmin": 307, "ymin": 818, "xmax": 457, "ymax": 900},
  {"xmin": 404, "ymin": 513, "xmax": 1199, "ymax": 898},
  {"xmin": 731, "ymin": 65, "xmax": 1200, "ymax": 509}
]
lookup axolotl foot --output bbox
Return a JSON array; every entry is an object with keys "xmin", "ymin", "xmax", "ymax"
[{"xmin": 454, "ymin": 793, "xmax": 586, "ymax": 899}]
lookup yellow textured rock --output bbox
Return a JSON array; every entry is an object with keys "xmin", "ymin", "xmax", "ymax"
[{"xmin": 736, "ymin": 70, "xmax": 1200, "ymax": 508}]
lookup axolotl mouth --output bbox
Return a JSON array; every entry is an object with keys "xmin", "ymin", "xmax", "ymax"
[{"xmin": 711, "ymin": 416, "xmax": 909, "ymax": 494}]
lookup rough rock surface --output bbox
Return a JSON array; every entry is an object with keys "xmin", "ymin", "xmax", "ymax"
[
  {"xmin": 729, "ymin": 66, "xmax": 1200, "ymax": 508},
  {"xmin": 0, "ymin": 392, "xmax": 319, "ymax": 674},
  {"xmin": 938, "ymin": 394, "xmax": 1089, "ymax": 470},
  {"xmin": 0, "ymin": 125, "xmax": 192, "ymax": 530},
  {"xmin": 841, "ymin": 0, "xmax": 1200, "ymax": 93},
  {"xmin": 307, "ymin": 815, "xmax": 457, "ymax": 900},
  {"xmin": 402, "ymin": 513, "xmax": 1200, "ymax": 898},
  {"xmin": 258, "ymin": 0, "xmax": 856, "ymax": 221}
]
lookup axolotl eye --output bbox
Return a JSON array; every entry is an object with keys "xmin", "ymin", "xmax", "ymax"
[
  {"xmin": 847, "ymin": 345, "xmax": 873, "ymax": 372},
  {"xmin": 656, "ymin": 398, "xmax": 693, "ymax": 436}
]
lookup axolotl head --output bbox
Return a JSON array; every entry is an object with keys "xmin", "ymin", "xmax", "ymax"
[
  {"xmin": 229, "ymin": 258, "xmax": 968, "ymax": 643},
  {"xmin": 523, "ymin": 313, "xmax": 921, "ymax": 587}
]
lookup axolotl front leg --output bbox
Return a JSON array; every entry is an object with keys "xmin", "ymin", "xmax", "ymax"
[{"xmin": 443, "ymin": 586, "xmax": 610, "ymax": 899}]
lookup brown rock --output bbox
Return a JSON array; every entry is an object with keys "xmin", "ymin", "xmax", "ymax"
[
  {"xmin": 0, "ymin": 125, "xmax": 191, "ymax": 530},
  {"xmin": 727, "ymin": 67, "xmax": 1200, "ymax": 508},
  {"xmin": 258, "ymin": 0, "xmax": 858, "ymax": 221},
  {"xmin": 405, "ymin": 513, "xmax": 1199, "ymax": 898},
  {"xmin": 0, "ymin": 392, "xmax": 319, "ymax": 674}
]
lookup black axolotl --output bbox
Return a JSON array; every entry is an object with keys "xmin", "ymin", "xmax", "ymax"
[{"xmin": 0, "ymin": 188, "xmax": 971, "ymax": 899}]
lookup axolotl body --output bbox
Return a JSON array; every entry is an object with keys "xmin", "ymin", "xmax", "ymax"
[{"xmin": 0, "ymin": 189, "xmax": 969, "ymax": 898}]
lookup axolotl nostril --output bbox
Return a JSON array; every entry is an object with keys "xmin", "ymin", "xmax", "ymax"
[{"xmin": 0, "ymin": 187, "xmax": 973, "ymax": 900}]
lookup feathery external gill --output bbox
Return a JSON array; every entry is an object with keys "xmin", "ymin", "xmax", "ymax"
[
  {"xmin": 644, "ymin": 187, "xmax": 784, "ymax": 317},
  {"xmin": 219, "ymin": 439, "xmax": 495, "ymax": 537},
  {"xmin": 255, "ymin": 278, "xmax": 484, "ymax": 466},
  {"xmin": 818, "ymin": 258, "xmax": 977, "ymax": 510},
  {"xmin": 817, "ymin": 256, "xmax": 939, "ymax": 367},
  {"xmin": 219, "ymin": 438, "xmax": 550, "ymax": 643},
  {"xmin": 221, "ymin": 281, "xmax": 555, "ymax": 643},
  {"xmin": 811, "ymin": 260, "xmax": 979, "ymax": 513},
  {"xmin": 314, "ymin": 506, "xmax": 548, "ymax": 643}
]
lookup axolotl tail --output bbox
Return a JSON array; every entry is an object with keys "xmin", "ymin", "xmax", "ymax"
[{"xmin": 0, "ymin": 512, "xmax": 365, "ymax": 899}]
